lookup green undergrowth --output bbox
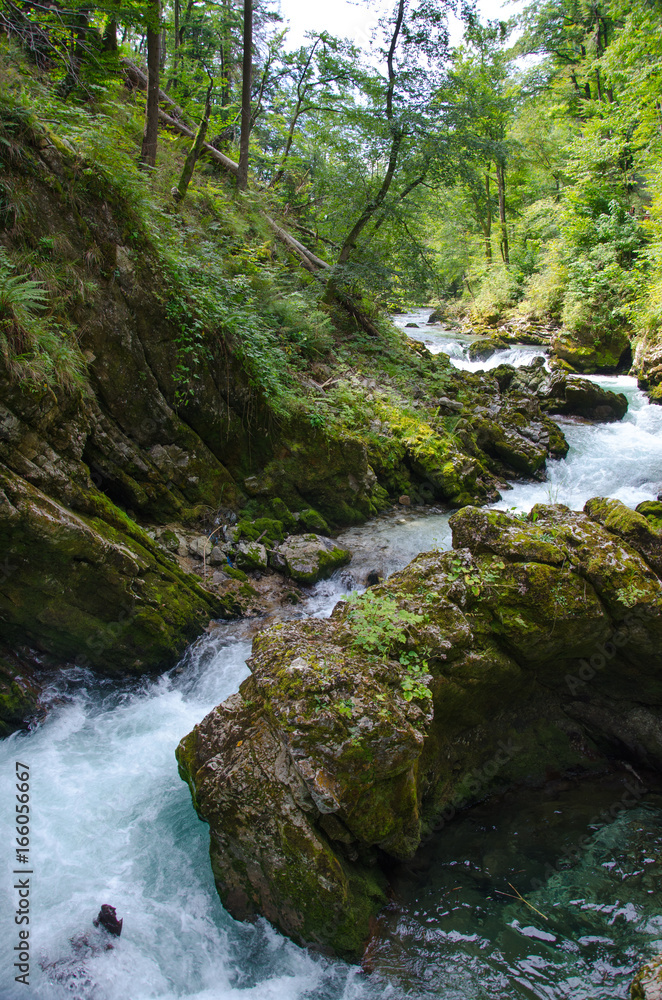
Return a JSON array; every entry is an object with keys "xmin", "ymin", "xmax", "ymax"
[
  {"xmin": 0, "ymin": 37, "xmax": 493, "ymax": 495},
  {"xmin": 0, "ymin": 40, "xmax": 346, "ymax": 411}
]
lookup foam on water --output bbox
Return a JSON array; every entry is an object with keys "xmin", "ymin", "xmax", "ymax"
[
  {"xmin": 497, "ymin": 376, "xmax": 662, "ymax": 513},
  {"xmin": 392, "ymin": 309, "xmax": 549, "ymax": 372}
]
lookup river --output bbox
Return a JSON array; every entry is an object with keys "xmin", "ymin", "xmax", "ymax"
[{"xmin": 1, "ymin": 311, "xmax": 661, "ymax": 1000}]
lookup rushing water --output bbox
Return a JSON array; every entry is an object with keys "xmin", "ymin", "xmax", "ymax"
[{"xmin": 2, "ymin": 316, "xmax": 661, "ymax": 999}]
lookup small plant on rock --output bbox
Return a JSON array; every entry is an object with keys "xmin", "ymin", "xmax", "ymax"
[{"xmin": 343, "ymin": 590, "xmax": 431, "ymax": 701}]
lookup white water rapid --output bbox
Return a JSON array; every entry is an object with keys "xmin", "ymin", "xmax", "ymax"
[{"xmin": 1, "ymin": 311, "xmax": 661, "ymax": 1000}]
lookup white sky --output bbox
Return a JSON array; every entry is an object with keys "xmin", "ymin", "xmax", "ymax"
[{"xmin": 278, "ymin": 0, "xmax": 524, "ymax": 52}]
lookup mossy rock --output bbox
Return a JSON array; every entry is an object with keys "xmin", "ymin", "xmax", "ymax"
[
  {"xmin": 297, "ymin": 507, "xmax": 331, "ymax": 535},
  {"xmin": 234, "ymin": 540, "xmax": 268, "ymax": 571},
  {"xmin": 0, "ymin": 462, "xmax": 230, "ymax": 682},
  {"xmin": 236, "ymin": 517, "xmax": 284, "ymax": 546},
  {"xmin": 273, "ymin": 533, "xmax": 351, "ymax": 585},
  {"xmin": 178, "ymin": 499, "xmax": 662, "ymax": 959},
  {"xmin": 635, "ymin": 500, "xmax": 662, "ymax": 533},
  {"xmin": 265, "ymin": 498, "xmax": 298, "ymax": 533},
  {"xmin": 551, "ymin": 328, "xmax": 632, "ymax": 374},
  {"xmin": 225, "ymin": 565, "xmax": 248, "ymax": 582}
]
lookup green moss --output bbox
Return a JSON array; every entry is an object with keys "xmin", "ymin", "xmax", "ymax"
[
  {"xmin": 236, "ymin": 517, "xmax": 284, "ymax": 545},
  {"xmin": 635, "ymin": 500, "xmax": 662, "ymax": 531},
  {"xmin": 297, "ymin": 508, "xmax": 331, "ymax": 535},
  {"xmin": 225, "ymin": 565, "xmax": 248, "ymax": 581}
]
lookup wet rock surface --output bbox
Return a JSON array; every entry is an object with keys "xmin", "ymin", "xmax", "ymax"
[
  {"xmin": 177, "ymin": 499, "xmax": 662, "ymax": 959},
  {"xmin": 493, "ymin": 357, "xmax": 629, "ymax": 421},
  {"xmin": 634, "ymin": 337, "xmax": 662, "ymax": 404}
]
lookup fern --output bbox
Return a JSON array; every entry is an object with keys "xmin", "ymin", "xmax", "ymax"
[{"xmin": 0, "ymin": 249, "xmax": 48, "ymax": 319}]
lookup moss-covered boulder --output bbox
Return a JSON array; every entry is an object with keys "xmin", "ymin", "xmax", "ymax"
[
  {"xmin": 269, "ymin": 533, "xmax": 351, "ymax": 585},
  {"xmin": 0, "ymin": 461, "xmax": 229, "ymax": 681},
  {"xmin": 633, "ymin": 336, "xmax": 662, "ymax": 405},
  {"xmin": 551, "ymin": 327, "xmax": 632, "ymax": 373},
  {"xmin": 234, "ymin": 540, "xmax": 268, "ymax": 571},
  {"xmin": 492, "ymin": 359, "xmax": 629, "ymax": 422},
  {"xmin": 636, "ymin": 500, "xmax": 662, "ymax": 532},
  {"xmin": 177, "ymin": 499, "xmax": 662, "ymax": 960},
  {"xmin": 466, "ymin": 336, "xmax": 509, "ymax": 361}
]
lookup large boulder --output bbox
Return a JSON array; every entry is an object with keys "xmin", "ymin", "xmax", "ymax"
[
  {"xmin": 0, "ymin": 461, "xmax": 229, "ymax": 679},
  {"xmin": 466, "ymin": 336, "xmax": 509, "ymax": 360},
  {"xmin": 493, "ymin": 359, "xmax": 629, "ymax": 422},
  {"xmin": 551, "ymin": 327, "xmax": 631, "ymax": 373},
  {"xmin": 177, "ymin": 500, "xmax": 662, "ymax": 959},
  {"xmin": 234, "ymin": 540, "xmax": 268, "ymax": 571},
  {"xmin": 269, "ymin": 533, "xmax": 351, "ymax": 584},
  {"xmin": 633, "ymin": 335, "xmax": 662, "ymax": 404}
]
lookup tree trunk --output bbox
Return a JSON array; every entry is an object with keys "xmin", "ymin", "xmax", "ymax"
[
  {"xmin": 332, "ymin": 0, "xmax": 405, "ymax": 269},
  {"xmin": 102, "ymin": 3, "xmax": 118, "ymax": 53},
  {"xmin": 484, "ymin": 170, "xmax": 492, "ymax": 262},
  {"xmin": 237, "ymin": 0, "xmax": 252, "ymax": 190},
  {"xmin": 172, "ymin": 81, "xmax": 213, "ymax": 203},
  {"xmin": 496, "ymin": 161, "xmax": 509, "ymax": 265},
  {"xmin": 140, "ymin": 0, "xmax": 161, "ymax": 169}
]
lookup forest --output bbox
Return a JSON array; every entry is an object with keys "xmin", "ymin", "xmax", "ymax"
[
  {"xmin": 1, "ymin": 0, "xmax": 661, "ymax": 388},
  {"xmin": 1, "ymin": 0, "xmax": 662, "ymax": 997}
]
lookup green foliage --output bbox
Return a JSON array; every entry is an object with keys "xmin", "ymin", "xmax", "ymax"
[
  {"xmin": 344, "ymin": 590, "xmax": 425, "ymax": 658},
  {"xmin": 343, "ymin": 590, "xmax": 431, "ymax": 702},
  {"xmin": 398, "ymin": 649, "xmax": 433, "ymax": 702},
  {"xmin": 0, "ymin": 248, "xmax": 86, "ymax": 387}
]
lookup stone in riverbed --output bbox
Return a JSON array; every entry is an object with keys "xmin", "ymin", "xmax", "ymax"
[
  {"xmin": 467, "ymin": 336, "xmax": 509, "ymax": 360},
  {"xmin": 234, "ymin": 540, "xmax": 268, "ymax": 571},
  {"xmin": 269, "ymin": 533, "xmax": 351, "ymax": 584},
  {"xmin": 493, "ymin": 359, "xmax": 628, "ymax": 422},
  {"xmin": 550, "ymin": 326, "xmax": 632, "ymax": 373},
  {"xmin": 177, "ymin": 499, "xmax": 662, "ymax": 960}
]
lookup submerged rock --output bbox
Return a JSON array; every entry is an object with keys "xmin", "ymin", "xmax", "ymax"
[{"xmin": 177, "ymin": 500, "xmax": 662, "ymax": 959}]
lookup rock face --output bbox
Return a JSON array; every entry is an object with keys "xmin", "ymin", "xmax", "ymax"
[
  {"xmin": 0, "ymin": 462, "xmax": 227, "ymax": 675},
  {"xmin": 632, "ymin": 954, "xmax": 662, "ymax": 1000},
  {"xmin": 177, "ymin": 499, "xmax": 662, "ymax": 959},
  {"xmin": 634, "ymin": 336, "xmax": 662, "ymax": 404}
]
